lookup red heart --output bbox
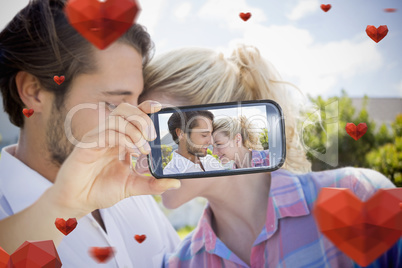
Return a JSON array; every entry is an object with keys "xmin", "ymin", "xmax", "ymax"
[
  {"xmin": 384, "ymin": 8, "xmax": 397, "ymax": 13},
  {"xmin": 134, "ymin": 234, "xmax": 146, "ymax": 243},
  {"xmin": 22, "ymin": 108, "xmax": 34, "ymax": 118},
  {"xmin": 314, "ymin": 188, "xmax": 402, "ymax": 267},
  {"xmin": 239, "ymin": 12, "xmax": 251, "ymax": 21},
  {"xmin": 345, "ymin": 123, "xmax": 367, "ymax": 140},
  {"xmin": 320, "ymin": 4, "xmax": 331, "ymax": 12},
  {"xmin": 89, "ymin": 247, "xmax": 114, "ymax": 263},
  {"xmin": 366, "ymin": 25, "xmax": 388, "ymax": 43},
  {"xmin": 53, "ymin": 76, "xmax": 65, "ymax": 85},
  {"xmin": 65, "ymin": 0, "xmax": 140, "ymax": 50},
  {"xmin": 0, "ymin": 247, "xmax": 9, "ymax": 268},
  {"xmin": 54, "ymin": 218, "xmax": 78, "ymax": 236},
  {"xmin": 0, "ymin": 240, "xmax": 62, "ymax": 268}
]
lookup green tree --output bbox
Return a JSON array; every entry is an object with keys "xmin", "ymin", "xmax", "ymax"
[
  {"xmin": 302, "ymin": 90, "xmax": 393, "ymax": 171},
  {"xmin": 161, "ymin": 145, "xmax": 173, "ymax": 168},
  {"xmin": 376, "ymin": 123, "xmax": 393, "ymax": 145},
  {"xmin": 207, "ymin": 148, "xmax": 219, "ymax": 160},
  {"xmin": 366, "ymin": 114, "xmax": 402, "ymax": 187},
  {"xmin": 259, "ymin": 128, "xmax": 269, "ymax": 150},
  {"xmin": 392, "ymin": 113, "xmax": 402, "ymax": 137}
]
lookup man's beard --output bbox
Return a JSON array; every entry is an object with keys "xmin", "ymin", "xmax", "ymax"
[
  {"xmin": 185, "ymin": 136, "xmax": 207, "ymax": 157},
  {"xmin": 46, "ymin": 103, "xmax": 75, "ymax": 167}
]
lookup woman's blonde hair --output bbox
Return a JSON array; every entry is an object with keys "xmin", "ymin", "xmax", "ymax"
[
  {"xmin": 143, "ymin": 44, "xmax": 311, "ymax": 173},
  {"xmin": 213, "ymin": 116, "xmax": 264, "ymax": 150}
]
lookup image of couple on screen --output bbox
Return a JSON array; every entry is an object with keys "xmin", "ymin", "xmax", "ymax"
[{"xmin": 163, "ymin": 110, "xmax": 270, "ymax": 175}]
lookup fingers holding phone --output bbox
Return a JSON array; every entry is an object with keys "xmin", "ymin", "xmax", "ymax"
[{"xmin": 52, "ymin": 100, "xmax": 180, "ymax": 214}]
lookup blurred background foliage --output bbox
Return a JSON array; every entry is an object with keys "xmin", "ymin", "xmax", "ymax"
[{"xmin": 302, "ymin": 90, "xmax": 401, "ymax": 187}]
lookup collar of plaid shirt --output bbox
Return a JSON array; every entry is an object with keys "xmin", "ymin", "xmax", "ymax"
[{"xmin": 188, "ymin": 169, "xmax": 311, "ymax": 256}]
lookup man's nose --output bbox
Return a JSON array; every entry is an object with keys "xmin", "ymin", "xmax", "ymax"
[{"xmin": 213, "ymin": 146, "xmax": 218, "ymax": 155}]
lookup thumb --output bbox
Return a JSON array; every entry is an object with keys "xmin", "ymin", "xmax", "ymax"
[
  {"xmin": 126, "ymin": 173, "xmax": 181, "ymax": 196},
  {"xmin": 134, "ymin": 154, "xmax": 151, "ymax": 175}
]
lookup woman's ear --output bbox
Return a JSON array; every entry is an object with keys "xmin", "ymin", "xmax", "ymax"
[
  {"xmin": 235, "ymin": 133, "xmax": 242, "ymax": 147},
  {"xmin": 15, "ymin": 71, "xmax": 48, "ymax": 113}
]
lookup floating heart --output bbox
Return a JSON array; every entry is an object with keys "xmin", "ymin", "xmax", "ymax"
[
  {"xmin": 320, "ymin": 4, "xmax": 331, "ymax": 12},
  {"xmin": 239, "ymin": 12, "xmax": 251, "ymax": 21},
  {"xmin": 0, "ymin": 247, "xmax": 9, "ymax": 268},
  {"xmin": 22, "ymin": 108, "xmax": 34, "ymax": 118},
  {"xmin": 134, "ymin": 234, "xmax": 146, "ymax": 243},
  {"xmin": 89, "ymin": 247, "xmax": 114, "ymax": 263},
  {"xmin": 65, "ymin": 0, "xmax": 140, "ymax": 50},
  {"xmin": 366, "ymin": 25, "xmax": 388, "ymax": 43},
  {"xmin": 0, "ymin": 240, "xmax": 62, "ymax": 268},
  {"xmin": 314, "ymin": 188, "xmax": 402, "ymax": 267},
  {"xmin": 55, "ymin": 218, "xmax": 77, "ymax": 236},
  {"xmin": 53, "ymin": 76, "xmax": 65, "ymax": 85},
  {"xmin": 345, "ymin": 123, "xmax": 367, "ymax": 140},
  {"xmin": 384, "ymin": 8, "xmax": 397, "ymax": 13}
]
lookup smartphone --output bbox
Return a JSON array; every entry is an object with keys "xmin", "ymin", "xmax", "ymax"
[{"xmin": 147, "ymin": 99, "xmax": 286, "ymax": 179}]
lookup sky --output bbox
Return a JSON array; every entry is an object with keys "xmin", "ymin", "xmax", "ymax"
[
  {"xmin": 134, "ymin": 0, "xmax": 402, "ymax": 98},
  {"xmin": 0, "ymin": 0, "xmax": 401, "ymax": 99}
]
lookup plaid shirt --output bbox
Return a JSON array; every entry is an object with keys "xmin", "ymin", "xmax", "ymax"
[
  {"xmin": 164, "ymin": 167, "xmax": 401, "ymax": 268},
  {"xmin": 251, "ymin": 149, "xmax": 270, "ymax": 168}
]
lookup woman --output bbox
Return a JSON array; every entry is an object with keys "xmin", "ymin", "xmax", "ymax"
[
  {"xmin": 139, "ymin": 45, "xmax": 400, "ymax": 267},
  {"xmin": 212, "ymin": 116, "xmax": 270, "ymax": 169}
]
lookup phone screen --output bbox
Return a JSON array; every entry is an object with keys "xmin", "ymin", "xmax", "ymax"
[{"xmin": 148, "ymin": 100, "xmax": 286, "ymax": 179}]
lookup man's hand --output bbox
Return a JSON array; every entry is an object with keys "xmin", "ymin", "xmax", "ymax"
[{"xmin": 49, "ymin": 100, "xmax": 180, "ymax": 217}]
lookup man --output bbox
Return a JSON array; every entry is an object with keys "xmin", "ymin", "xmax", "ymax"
[
  {"xmin": 0, "ymin": 1, "xmax": 180, "ymax": 267},
  {"xmin": 163, "ymin": 111, "xmax": 224, "ymax": 174}
]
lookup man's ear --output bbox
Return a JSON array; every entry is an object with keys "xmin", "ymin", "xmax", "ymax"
[
  {"xmin": 15, "ymin": 71, "xmax": 48, "ymax": 113},
  {"xmin": 176, "ymin": 128, "xmax": 184, "ymax": 140}
]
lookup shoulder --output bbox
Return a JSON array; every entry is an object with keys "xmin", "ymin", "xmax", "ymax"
[
  {"xmin": 295, "ymin": 167, "xmax": 395, "ymax": 202},
  {"xmin": 253, "ymin": 149, "xmax": 269, "ymax": 156},
  {"xmin": 163, "ymin": 160, "xmax": 179, "ymax": 174}
]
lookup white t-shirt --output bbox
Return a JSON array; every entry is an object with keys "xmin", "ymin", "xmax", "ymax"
[
  {"xmin": 0, "ymin": 145, "xmax": 180, "ymax": 268},
  {"xmin": 163, "ymin": 150, "xmax": 224, "ymax": 175}
]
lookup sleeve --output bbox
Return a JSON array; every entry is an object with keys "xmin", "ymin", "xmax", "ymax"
[{"xmin": 352, "ymin": 168, "xmax": 396, "ymax": 201}]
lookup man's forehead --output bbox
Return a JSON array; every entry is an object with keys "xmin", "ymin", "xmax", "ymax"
[
  {"xmin": 190, "ymin": 117, "xmax": 213, "ymax": 133},
  {"xmin": 91, "ymin": 43, "xmax": 143, "ymax": 93},
  {"xmin": 192, "ymin": 116, "xmax": 212, "ymax": 126}
]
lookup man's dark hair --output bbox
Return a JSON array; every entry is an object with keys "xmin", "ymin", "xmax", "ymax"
[
  {"xmin": 168, "ymin": 110, "xmax": 214, "ymax": 145},
  {"xmin": 0, "ymin": 0, "xmax": 154, "ymax": 127}
]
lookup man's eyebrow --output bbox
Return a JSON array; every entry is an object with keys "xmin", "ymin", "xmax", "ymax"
[{"xmin": 102, "ymin": 90, "xmax": 133, "ymax": 96}]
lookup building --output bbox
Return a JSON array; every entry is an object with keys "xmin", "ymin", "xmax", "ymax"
[{"xmin": 350, "ymin": 97, "xmax": 402, "ymax": 130}]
